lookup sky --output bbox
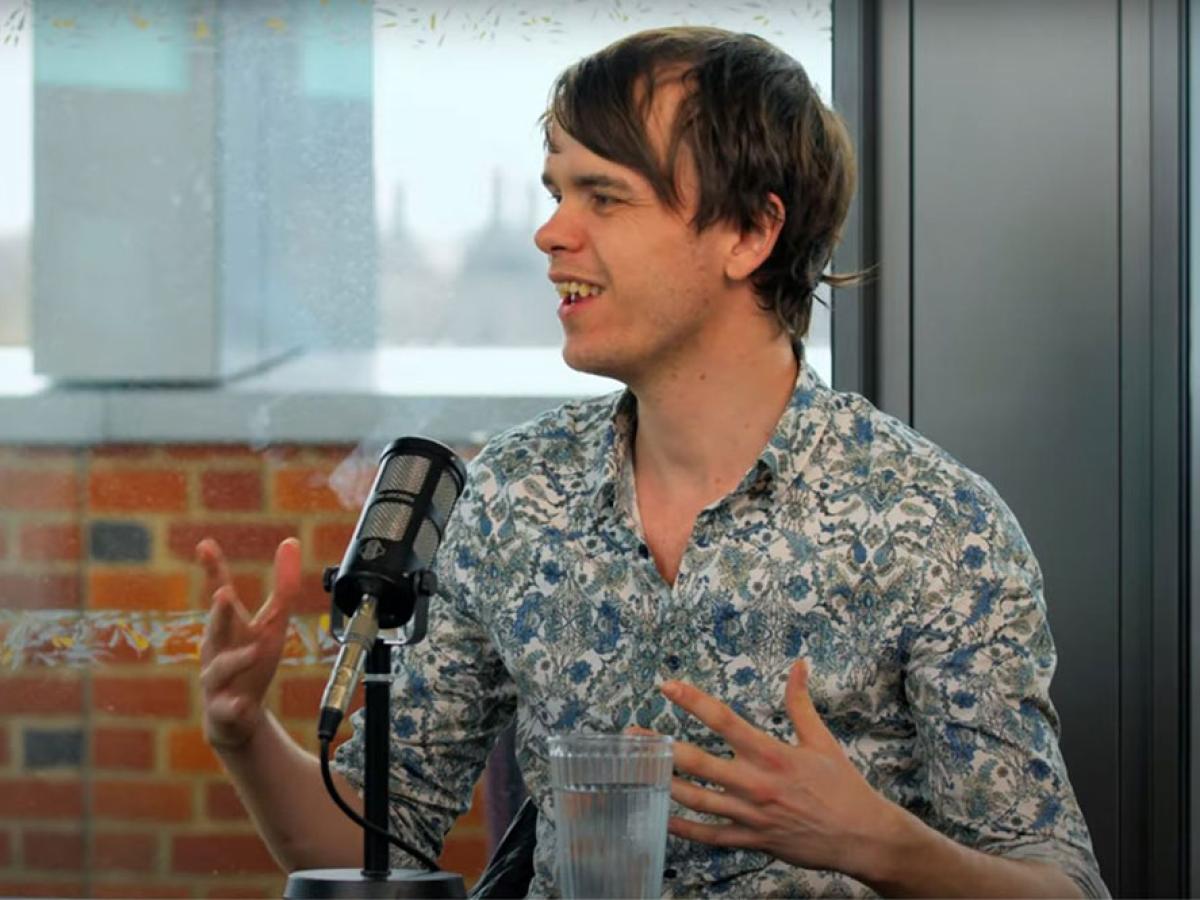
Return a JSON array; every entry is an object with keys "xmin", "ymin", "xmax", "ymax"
[{"xmin": 0, "ymin": 0, "xmax": 832, "ymax": 250}]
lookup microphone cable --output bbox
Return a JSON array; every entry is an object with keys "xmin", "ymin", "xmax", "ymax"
[{"xmin": 319, "ymin": 737, "xmax": 441, "ymax": 872}]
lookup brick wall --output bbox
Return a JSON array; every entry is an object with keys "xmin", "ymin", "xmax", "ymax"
[{"xmin": 0, "ymin": 443, "xmax": 491, "ymax": 898}]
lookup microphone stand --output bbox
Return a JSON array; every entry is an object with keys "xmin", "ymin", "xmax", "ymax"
[{"xmin": 284, "ymin": 587, "xmax": 466, "ymax": 899}]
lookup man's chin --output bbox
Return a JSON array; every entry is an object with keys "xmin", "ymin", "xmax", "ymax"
[{"xmin": 561, "ymin": 345, "xmax": 624, "ymax": 382}]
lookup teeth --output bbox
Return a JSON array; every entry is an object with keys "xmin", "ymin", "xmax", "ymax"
[{"xmin": 555, "ymin": 280, "xmax": 603, "ymax": 301}]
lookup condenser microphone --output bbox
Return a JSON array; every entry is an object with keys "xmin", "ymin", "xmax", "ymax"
[{"xmin": 317, "ymin": 437, "xmax": 467, "ymax": 741}]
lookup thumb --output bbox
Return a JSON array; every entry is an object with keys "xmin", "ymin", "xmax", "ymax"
[{"xmin": 785, "ymin": 660, "xmax": 834, "ymax": 749}]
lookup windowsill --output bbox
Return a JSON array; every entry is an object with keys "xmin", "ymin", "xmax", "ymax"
[
  {"xmin": 0, "ymin": 342, "xmax": 834, "ymax": 446},
  {"xmin": 0, "ymin": 346, "xmax": 623, "ymax": 445}
]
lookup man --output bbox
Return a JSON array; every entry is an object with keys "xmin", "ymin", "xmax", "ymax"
[{"xmin": 198, "ymin": 26, "xmax": 1107, "ymax": 897}]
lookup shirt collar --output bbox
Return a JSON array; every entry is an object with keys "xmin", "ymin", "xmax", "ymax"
[{"xmin": 585, "ymin": 355, "xmax": 834, "ymax": 515}]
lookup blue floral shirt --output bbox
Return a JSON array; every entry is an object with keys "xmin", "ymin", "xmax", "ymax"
[{"xmin": 335, "ymin": 362, "xmax": 1107, "ymax": 898}]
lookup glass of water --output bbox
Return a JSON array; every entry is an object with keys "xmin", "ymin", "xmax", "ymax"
[{"xmin": 548, "ymin": 732, "xmax": 675, "ymax": 899}]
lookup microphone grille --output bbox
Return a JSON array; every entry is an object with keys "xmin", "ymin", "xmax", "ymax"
[
  {"xmin": 431, "ymin": 468, "xmax": 463, "ymax": 523},
  {"xmin": 377, "ymin": 454, "xmax": 433, "ymax": 494},
  {"xmin": 361, "ymin": 500, "xmax": 413, "ymax": 543},
  {"xmin": 357, "ymin": 450, "xmax": 466, "ymax": 567}
]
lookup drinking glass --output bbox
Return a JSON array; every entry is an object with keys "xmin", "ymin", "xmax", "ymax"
[{"xmin": 548, "ymin": 733, "xmax": 674, "ymax": 899}]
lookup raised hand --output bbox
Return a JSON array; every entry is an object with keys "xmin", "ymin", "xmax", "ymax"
[
  {"xmin": 660, "ymin": 660, "xmax": 899, "ymax": 880},
  {"xmin": 197, "ymin": 537, "xmax": 301, "ymax": 752}
]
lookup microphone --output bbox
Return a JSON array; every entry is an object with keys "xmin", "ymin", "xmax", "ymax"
[{"xmin": 317, "ymin": 437, "xmax": 467, "ymax": 741}]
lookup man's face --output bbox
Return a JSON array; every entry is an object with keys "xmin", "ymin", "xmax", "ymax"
[{"xmin": 534, "ymin": 88, "xmax": 741, "ymax": 386}]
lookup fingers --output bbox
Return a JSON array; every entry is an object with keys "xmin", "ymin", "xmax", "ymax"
[
  {"xmin": 785, "ymin": 660, "xmax": 836, "ymax": 750},
  {"xmin": 672, "ymin": 738, "xmax": 757, "ymax": 795},
  {"xmin": 669, "ymin": 776, "xmax": 771, "ymax": 830},
  {"xmin": 199, "ymin": 641, "xmax": 259, "ymax": 694},
  {"xmin": 667, "ymin": 815, "xmax": 760, "ymax": 851},
  {"xmin": 204, "ymin": 587, "xmax": 251, "ymax": 652},
  {"xmin": 196, "ymin": 538, "xmax": 235, "ymax": 600},
  {"xmin": 252, "ymin": 538, "xmax": 300, "ymax": 630},
  {"xmin": 662, "ymin": 681, "xmax": 775, "ymax": 758}
]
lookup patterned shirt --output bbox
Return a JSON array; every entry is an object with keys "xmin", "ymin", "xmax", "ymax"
[{"xmin": 335, "ymin": 361, "xmax": 1108, "ymax": 898}]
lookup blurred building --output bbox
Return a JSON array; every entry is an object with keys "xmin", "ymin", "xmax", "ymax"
[{"xmin": 380, "ymin": 171, "xmax": 558, "ymax": 347}]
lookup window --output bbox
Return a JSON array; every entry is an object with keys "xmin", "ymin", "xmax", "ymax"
[{"xmin": 0, "ymin": 3, "xmax": 833, "ymax": 896}]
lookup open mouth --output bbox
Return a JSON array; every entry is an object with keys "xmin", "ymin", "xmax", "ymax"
[{"xmin": 555, "ymin": 281, "xmax": 605, "ymax": 306}]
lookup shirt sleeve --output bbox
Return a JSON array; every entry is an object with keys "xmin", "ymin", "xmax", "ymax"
[
  {"xmin": 904, "ymin": 477, "xmax": 1109, "ymax": 898},
  {"xmin": 332, "ymin": 463, "xmax": 518, "ymax": 869}
]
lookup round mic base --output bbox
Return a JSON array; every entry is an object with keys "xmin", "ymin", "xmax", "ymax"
[{"xmin": 283, "ymin": 868, "xmax": 466, "ymax": 899}]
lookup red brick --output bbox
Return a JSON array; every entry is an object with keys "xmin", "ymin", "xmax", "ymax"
[
  {"xmin": 91, "ymin": 445, "xmax": 156, "ymax": 459},
  {"xmin": 93, "ymin": 832, "xmax": 157, "ymax": 872},
  {"xmin": 0, "ymin": 881, "xmax": 86, "ymax": 897},
  {"xmin": 312, "ymin": 444, "xmax": 358, "ymax": 459},
  {"xmin": 0, "ymin": 677, "xmax": 83, "ymax": 714},
  {"xmin": 89, "ymin": 570, "xmax": 190, "ymax": 611},
  {"xmin": 93, "ymin": 884, "xmax": 191, "ymax": 898},
  {"xmin": 0, "ymin": 725, "xmax": 8, "ymax": 766},
  {"xmin": 93, "ymin": 780, "xmax": 192, "ymax": 822},
  {"xmin": 11, "ymin": 447, "xmax": 76, "ymax": 463},
  {"xmin": 159, "ymin": 620, "xmax": 204, "ymax": 661},
  {"xmin": 164, "ymin": 443, "xmax": 262, "ymax": 460},
  {"xmin": 231, "ymin": 572, "xmax": 264, "ymax": 605},
  {"xmin": 280, "ymin": 676, "xmax": 323, "ymax": 718},
  {"xmin": 172, "ymin": 834, "xmax": 279, "ymax": 875},
  {"xmin": 23, "ymin": 828, "xmax": 83, "ymax": 870},
  {"xmin": 205, "ymin": 782, "xmax": 248, "ymax": 821},
  {"xmin": 18, "ymin": 523, "xmax": 82, "ymax": 562},
  {"xmin": 437, "ymin": 833, "xmax": 488, "ymax": 883},
  {"xmin": 260, "ymin": 446, "xmax": 302, "ymax": 462},
  {"xmin": 89, "ymin": 469, "xmax": 188, "ymax": 513},
  {"xmin": 274, "ymin": 468, "xmax": 346, "ymax": 513},
  {"xmin": 168, "ymin": 523, "xmax": 297, "ymax": 562},
  {"xmin": 93, "ymin": 676, "xmax": 190, "ymax": 717},
  {"xmin": 0, "ymin": 779, "xmax": 83, "ymax": 818},
  {"xmin": 92, "ymin": 727, "xmax": 154, "ymax": 770},
  {"xmin": 295, "ymin": 571, "xmax": 335, "ymax": 614},
  {"xmin": 280, "ymin": 676, "xmax": 362, "ymax": 720},
  {"xmin": 92, "ymin": 624, "xmax": 155, "ymax": 665},
  {"xmin": 0, "ymin": 573, "xmax": 81, "ymax": 610},
  {"xmin": 202, "ymin": 470, "xmax": 264, "ymax": 511},
  {"xmin": 167, "ymin": 726, "xmax": 221, "ymax": 773},
  {"xmin": 312, "ymin": 521, "xmax": 355, "ymax": 562},
  {"xmin": 0, "ymin": 831, "xmax": 10, "ymax": 866},
  {"xmin": 0, "ymin": 468, "xmax": 79, "ymax": 511}
]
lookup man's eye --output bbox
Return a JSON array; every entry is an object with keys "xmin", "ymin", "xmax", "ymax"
[{"xmin": 592, "ymin": 193, "xmax": 617, "ymax": 208}]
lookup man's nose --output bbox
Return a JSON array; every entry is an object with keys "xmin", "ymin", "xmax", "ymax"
[{"xmin": 533, "ymin": 205, "xmax": 582, "ymax": 255}]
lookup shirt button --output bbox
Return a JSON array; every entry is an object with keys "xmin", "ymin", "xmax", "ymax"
[
  {"xmin": 666, "ymin": 655, "xmax": 681, "ymax": 671},
  {"xmin": 663, "ymin": 868, "xmax": 678, "ymax": 880},
  {"xmin": 637, "ymin": 543, "xmax": 650, "ymax": 559}
]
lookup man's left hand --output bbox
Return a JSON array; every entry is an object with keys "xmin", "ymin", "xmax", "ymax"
[{"xmin": 660, "ymin": 659, "xmax": 902, "ymax": 879}]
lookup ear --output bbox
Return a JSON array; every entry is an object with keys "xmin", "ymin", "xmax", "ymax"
[{"xmin": 723, "ymin": 193, "xmax": 785, "ymax": 282}]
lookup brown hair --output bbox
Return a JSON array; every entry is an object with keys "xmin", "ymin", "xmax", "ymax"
[{"xmin": 543, "ymin": 26, "xmax": 858, "ymax": 338}]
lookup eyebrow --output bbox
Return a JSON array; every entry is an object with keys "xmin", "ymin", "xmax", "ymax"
[{"xmin": 540, "ymin": 171, "xmax": 637, "ymax": 195}]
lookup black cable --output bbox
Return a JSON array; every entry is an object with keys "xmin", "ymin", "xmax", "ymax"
[{"xmin": 319, "ymin": 738, "xmax": 441, "ymax": 872}]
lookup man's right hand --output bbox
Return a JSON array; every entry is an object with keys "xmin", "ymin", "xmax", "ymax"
[{"xmin": 197, "ymin": 537, "xmax": 300, "ymax": 753}]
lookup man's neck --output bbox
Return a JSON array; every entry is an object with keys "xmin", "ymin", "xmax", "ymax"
[{"xmin": 631, "ymin": 334, "xmax": 799, "ymax": 506}]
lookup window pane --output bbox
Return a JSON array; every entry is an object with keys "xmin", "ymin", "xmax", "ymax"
[
  {"xmin": 0, "ymin": 2, "xmax": 833, "ymax": 896},
  {"xmin": 375, "ymin": 0, "xmax": 833, "ymax": 380}
]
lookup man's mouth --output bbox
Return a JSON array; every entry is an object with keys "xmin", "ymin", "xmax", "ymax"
[{"xmin": 555, "ymin": 280, "xmax": 605, "ymax": 306}]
